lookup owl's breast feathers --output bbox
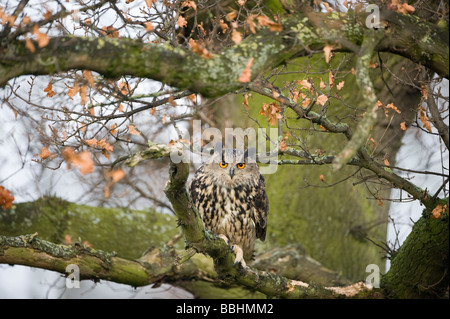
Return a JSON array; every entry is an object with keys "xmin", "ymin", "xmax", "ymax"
[{"xmin": 188, "ymin": 166, "xmax": 269, "ymax": 260}]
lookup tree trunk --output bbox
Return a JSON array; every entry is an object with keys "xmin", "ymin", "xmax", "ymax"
[{"xmin": 381, "ymin": 205, "xmax": 449, "ymax": 298}]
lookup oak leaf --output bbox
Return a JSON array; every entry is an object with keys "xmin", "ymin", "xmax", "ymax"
[
  {"xmin": 323, "ymin": 45, "xmax": 333, "ymax": 63},
  {"xmin": 419, "ymin": 106, "xmax": 432, "ymax": 133},
  {"xmin": 25, "ymin": 37, "xmax": 35, "ymax": 53},
  {"xmin": 0, "ymin": 186, "xmax": 14, "ymax": 210},
  {"xmin": 127, "ymin": 124, "xmax": 141, "ymax": 136},
  {"xmin": 231, "ymin": 29, "xmax": 242, "ymax": 44},
  {"xmin": 62, "ymin": 147, "xmax": 94, "ymax": 175},
  {"xmin": 388, "ymin": 0, "xmax": 415, "ymax": 15},
  {"xmin": 177, "ymin": 16, "xmax": 187, "ymax": 28},
  {"xmin": 144, "ymin": 22, "xmax": 154, "ymax": 32},
  {"xmin": 44, "ymin": 82, "xmax": 55, "ymax": 97},
  {"xmin": 297, "ymin": 79, "xmax": 312, "ymax": 91},
  {"xmin": 238, "ymin": 57, "xmax": 254, "ymax": 83},
  {"xmin": 39, "ymin": 146, "xmax": 55, "ymax": 160},
  {"xmin": 400, "ymin": 122, "xmax": 407, "ymax": 131},
  {"xmin": 317, "ymin": 94, "xmax": 328, "ymax": 106}
]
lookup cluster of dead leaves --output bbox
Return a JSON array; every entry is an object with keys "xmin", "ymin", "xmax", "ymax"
[
  {"xmin": 1, "ymin": 7, "xmax": 52, "ymax": 53},
  {"xmin": 292, "ymin": 78, "xmax": 336, "ymax": 108},
  {"xmin": 64, "ymin": 234, "xmax": 92, "ymax": 247},
  {"xmin": 25, "ymin": 25, "xmax": 50, "ymax": 53},
  {"xmin": 0, "ymin": 186, "xmax": 14, "ymax": 210},
  {"xmin": 231, "ymin": 14, "xmax": 282, "ymax": 45},
  {"xmin": 44, "ymin": 82, "xmax": 56, "ymax": 98},
  {"xmin": 388, "ymin": 0, "xmax": 415, "ymax": 15},
  {"xmin": 188, "ymin": 38, "xmax": 213, "ymax": 59},
  {"xmin": 66, "ymin": 71, "xmax": 97, "ymax": 110},
  {"xmin": 279, "ymin": 132, "xmax": 290, "ymax": 152},
  {"xmin": 39, "ymin": 146, "xmax": 56, "ymax": 160},
  {"xmin": 100, "ymin": 25, "xmax": 119, "ymax": 38},
  {"xmin": 431, "ymin": 204, "xmax": 449, "ymax": 219},
  {"xmin": 84, "ymin": 138, "xmax": 114, "ymax": 159},
  {"xmin": 62, "ymin": 147, "xmax": 94, "ymax": 175},
  {"xmin": 376, "ymin": 100, "xmax": 401, "ymax": 117},
  {"xmin": 260, "ymin": 102, "xmax": 282, "ymax": 126},
  {"xmin": 418, "ymin": 106, "xmax": 433, "ymax": 133}
]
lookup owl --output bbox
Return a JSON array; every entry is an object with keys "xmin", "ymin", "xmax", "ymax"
[{"xmin": 188, "ymin": 148, "xmax": 269, "ymax": 268}]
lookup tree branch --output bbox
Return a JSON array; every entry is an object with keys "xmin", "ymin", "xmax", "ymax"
[
  {"xmin": 426, "ymin": 84, "xmax": 449, "ymax": 150},
  {"xmin": 332, "ymin": 29, "xmax": 384, "ymax": 170},
  {"xmin": 1, "ymin": 10, "xmax": 447, "ymax": 96}
]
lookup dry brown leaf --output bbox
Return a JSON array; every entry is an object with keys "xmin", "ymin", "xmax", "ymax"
[
  {"xmin": 317, "ymin": 94, "xmax": 328, "ymax": 106},
  {"xmin": 80, "ymin": 85, "xmax": 88, "ymax": 105},
  {"xmin": 297, "ymin": 79, "xmax": 312, "ymax": 91},
  {"xmin": 127, "ymin": 124, "xmax": 141, "ymax": 136},
  {"xmin": 400, "ymin": 122, "xmax": 407, "ymax": 131},
  {"xmin": 256, "ymin": 15, "xmax": 282, "ymax": 32},
  {"xmin": 431, "ymin": 204, "xmax": 448, "ymax": 219},
  {"xmin": 62, "ymin": 147, "xmax": 94, "ymax": 175},
  {"xmin": 219, "ymin": 19, "xmax": 229, "ymax": 33},
  {"xmin": 231, "ymin": 29, "xmax": 242, "ymax": 44},
  {"xmin": 39, "ymin": 146, "xmax": 55, "ymax": 160},
  {"xmin": 25, "ymin": 37, "xmax": 35, "ymax": 53},
  {"xmin": 177, "ymin": 16, "xmax": 187, "ymax": 28},
  {"xmin": 238, "ymin": 57, "xmax": 254, "ymax": 83},
  {"xmin": 329, "ymin": 71, "xmax": 334, "ymax": 88},
  {"xmin": 110, "ymin": 169, "xmax": 125, "ymax": 183},
  {"xmin": 226, "ymin": 11, "xmax": 237, "ymax": 21},
  {"xmin": 323, "ymin": 45, "xmax": 333, "ymax": 63},
  {"xmin": 377, "ymin": 194, "xmax": 383, "ymax": 206},
  {"xmin": 386, "ymin": 103, "xmax": 401, "ymax": 114},
  {"xmin": 145, "ymin": 0, "xmax": 155, "ymax": 8},
  {"xmin": 181, "ymin": 1, "xmax": 197, "ymax": 10},
  {"xmin": 33, "ymin": 25, "xmax": 49, "ymax": 48},
  {"xmin": 144, "ymin": 22, "xmax": 154, "ymax": 32},
  {"xmin": 301, "ymin": 97, "xmax": 311, "ymax": 108},
  {"xmin": 188, "ymin": 38, "xmax": 213, "ymax": 59},
  {"xmin": 419, "ymin": 106, "xmax": 432, "ymax": 133},
  {"xmin": 388, "ymin": 0, "xmax": 415, "ymax": 15},
  {"xmin": 0, "ymin": 186, "xmax": 14, "ymax": 210},
  {"xmin": 44, "ymin": 82, "xmax": 55, "ymax": 97}
]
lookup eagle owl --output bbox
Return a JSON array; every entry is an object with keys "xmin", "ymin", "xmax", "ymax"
[{"xmin": 189, "ymin": 148, "xmax": 269, "ymax": 268}]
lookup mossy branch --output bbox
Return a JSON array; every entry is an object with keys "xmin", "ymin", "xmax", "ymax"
[
  {"xmin": 1, "ymin": 10, "xmax": 447, "ymax": 94},
  {"xmin": 332, "ymin": 29, "xmax": 384, "ymax": 171}
]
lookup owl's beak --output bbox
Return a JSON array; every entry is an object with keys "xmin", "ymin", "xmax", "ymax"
[{"xmin": 229, "ymin": 167, "xmax": 235, "ymax": 179}]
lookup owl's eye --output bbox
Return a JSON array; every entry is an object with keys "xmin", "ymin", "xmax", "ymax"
[
  {"xmin": 219, "ymin": 161, "xmax": 228, "ymax": 168},
  {"xmin": 237, "ymin": 163, "xmax": 246, "ymax": 169}
]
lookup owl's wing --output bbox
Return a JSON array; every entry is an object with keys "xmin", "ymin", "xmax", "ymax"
[
  {"xmin": 254, "ymin": 173, "xmax": 269, "ymax": 241},
  {"xmin": 188, "ymin": 165, "xmax": 204, "ymax": 204}
]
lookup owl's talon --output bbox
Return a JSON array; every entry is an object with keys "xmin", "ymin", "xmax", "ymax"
[
  {"xmin": 231, "ymin": 245, "xmax": 247, "ymax": 269},
  {"xmin": 217, "ymin": 234, "xmax": 230, "ymax": 245}
]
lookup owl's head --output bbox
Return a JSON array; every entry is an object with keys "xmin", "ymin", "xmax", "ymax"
[{"xmin": 203, "ymin": 147, "xmax": 260, "ymax": 187}]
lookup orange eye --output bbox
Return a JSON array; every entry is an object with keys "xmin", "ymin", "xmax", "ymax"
[
  {"xmin": 219, "ymin": 162, "xmax": 228, "ymax": 168},
  {"xmin": 237, "ymin": 163, "xmax": 245, "ymax": 169}
]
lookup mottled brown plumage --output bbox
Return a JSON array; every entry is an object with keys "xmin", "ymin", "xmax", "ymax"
[{"xmin": 189, "ymin": 149, "xmax": 268, "ymax": 267}]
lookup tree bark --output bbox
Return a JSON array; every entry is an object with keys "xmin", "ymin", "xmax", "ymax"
[{"xmin": 381, "ymin": 205, "xmax": 449, "ymax": 298}]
